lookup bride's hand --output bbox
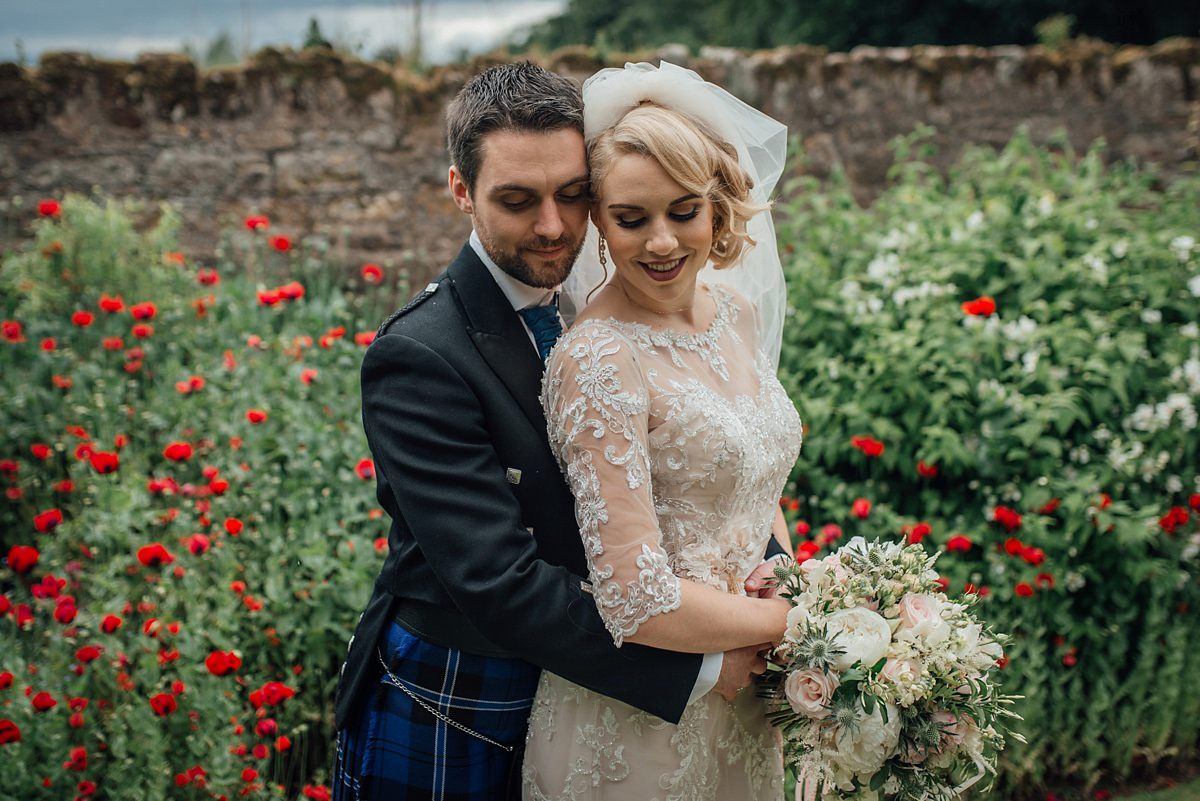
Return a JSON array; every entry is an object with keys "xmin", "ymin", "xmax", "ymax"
[{"xmin": 758, "ymin": 596, "xmax": 791, "ymax": 646}]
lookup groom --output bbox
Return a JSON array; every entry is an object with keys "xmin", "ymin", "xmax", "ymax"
[{"xmin": 332, "ymin": 62, "xmax": 784, "ymax": 800}]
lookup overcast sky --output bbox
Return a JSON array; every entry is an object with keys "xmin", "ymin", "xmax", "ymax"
[{"xmin": 1, "ymin": 0, "xmax": 565, "ymax": 65}]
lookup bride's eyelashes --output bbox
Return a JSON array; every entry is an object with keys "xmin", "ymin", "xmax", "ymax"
[{"xmin": 614, "ymin": 207, "xmax": 701, "ymax": 229}]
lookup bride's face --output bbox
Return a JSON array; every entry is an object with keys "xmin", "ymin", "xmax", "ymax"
[{"xmin": 592, "ymin": 153, "xmax": 713, "ymax": 313}]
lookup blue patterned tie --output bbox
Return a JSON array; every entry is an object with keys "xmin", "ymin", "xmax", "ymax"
[{"xmin": 517, "ymin": 299, "xmax": 562, "ymax": 362}]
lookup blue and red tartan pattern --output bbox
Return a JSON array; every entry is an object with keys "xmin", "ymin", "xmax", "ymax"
[{"xmin": 332, "ymin": 621, "xmax": 541, "ymax": 801}]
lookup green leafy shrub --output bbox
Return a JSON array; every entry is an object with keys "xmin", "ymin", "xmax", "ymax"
[
  {"xmin": 775, "ymin": 128, "xmax": 1200, "ymax": 796},
  {"xmin": 0, "ymin": 197, "xmax": 400, "ymax": 799}
]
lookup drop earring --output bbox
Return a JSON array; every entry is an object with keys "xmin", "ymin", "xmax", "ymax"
[{"xmin": 598, "ymin": 235, "xmax": 607, "ymax": 267}]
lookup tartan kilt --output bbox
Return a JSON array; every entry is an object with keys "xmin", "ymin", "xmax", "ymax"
[{"xmin": 333, "ymin": 621, "xmax": 541, "ymax": 801}]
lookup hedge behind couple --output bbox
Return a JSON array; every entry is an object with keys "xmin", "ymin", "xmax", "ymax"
[{"xmin": 332, "ymin": 59, "xmax": 802, "ymax": 801}]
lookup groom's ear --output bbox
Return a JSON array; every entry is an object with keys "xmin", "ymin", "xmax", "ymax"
[{"xmin": 448, "ymin": 166, "xmax": 473, "ymax": 215}]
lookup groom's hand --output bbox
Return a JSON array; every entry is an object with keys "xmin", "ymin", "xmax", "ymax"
[
  {"xmin": 713, "ymin": 643, "xmax": 770, "ymax": 701},
  {"xmin": 744, "ymin": 559, "xmax": 781, "ymax": 598}
]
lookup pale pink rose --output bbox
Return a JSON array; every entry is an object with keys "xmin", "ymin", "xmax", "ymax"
[
  {"xmin": 896, "ymin": 593, "xmax": 950, "ymax": 645},
  {"xmin": 932, "ymin": 710, "xmax": 973, "ymax": 749},
  {"xmin": 880, "ymin": 656, "xmax": 921, "ymax": 685},
  {"xmin": 784, "ymin": 668, "xmax": 837, "ymax": 719}
]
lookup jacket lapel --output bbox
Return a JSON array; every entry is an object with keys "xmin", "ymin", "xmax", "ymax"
[{"xmin": 446, "ymin": 245, "xmax": 548, "ymax": 431}]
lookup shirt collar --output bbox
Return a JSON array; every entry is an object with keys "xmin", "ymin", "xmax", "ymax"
[{"xmin": 469, "ymin": 231, "xmax": 557, "ymax": 310}]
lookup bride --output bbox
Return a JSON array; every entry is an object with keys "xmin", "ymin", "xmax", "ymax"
[{"xmin": 522, "ymin": 62, "xmax": 802, "ymax": 800}]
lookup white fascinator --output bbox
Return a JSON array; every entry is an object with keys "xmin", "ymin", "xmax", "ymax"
[{"xmin": 561, "ymin": 61, "xmax": 789, "ymax": 366}]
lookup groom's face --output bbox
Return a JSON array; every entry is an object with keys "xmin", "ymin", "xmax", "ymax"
[{"xmin": 449, "ymin": 128, "xmax": 589, "ymax": 289}]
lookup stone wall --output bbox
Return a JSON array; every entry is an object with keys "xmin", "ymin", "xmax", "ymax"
[{"xmin": 1, "ymin": 40, "xmax": 1197, "ymax": 287}]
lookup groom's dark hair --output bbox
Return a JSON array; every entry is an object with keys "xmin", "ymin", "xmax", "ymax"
[{"xmin": 446, "ymin": 61, "xmax": 583, "ymax": 194}]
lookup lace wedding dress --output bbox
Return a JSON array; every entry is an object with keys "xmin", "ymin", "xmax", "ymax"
[{"xmin": 522, "ymin": 286, "xmax": 803, "ymax": 801}]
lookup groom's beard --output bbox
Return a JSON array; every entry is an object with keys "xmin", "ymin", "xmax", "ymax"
[{"xmin": 483, "ymin": 232, "xmax": 584, "ymax": 290}]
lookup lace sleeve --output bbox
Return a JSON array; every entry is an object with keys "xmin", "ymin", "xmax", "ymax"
[{"xmin": 542, "ymin": 323, "xmax": 682, "ymax": 647}]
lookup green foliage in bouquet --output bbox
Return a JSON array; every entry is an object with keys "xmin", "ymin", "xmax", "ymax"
[
  {"xmin": 774, "ymin": 127, "xmax": 1200, "ymax": 795},
  {"xmin": 0, "ymin": 196, "xmax": 403, "ymax": 799}
]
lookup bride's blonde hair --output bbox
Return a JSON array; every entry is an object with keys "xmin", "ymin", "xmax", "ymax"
[{"xmin": 587, "ymin": 104, "xmax": 766, "ymax": 270}]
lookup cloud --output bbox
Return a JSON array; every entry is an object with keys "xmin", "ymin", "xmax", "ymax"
[{"xmin": 1, "ymin": 0, "xmax": 565, "ymax": 64}]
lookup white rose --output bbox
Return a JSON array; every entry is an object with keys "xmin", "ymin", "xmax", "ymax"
[
  {"xmin": 786, "ymin": 603, "xmax": 810, "ymax": 637},
  {"xmin": 835, "ymin": 701, "xmax": 901, "ymax": 777},
  {"xmin": 895, "ymin": 593, "xmax": 951, "ymax": 646},
  {"xmin": 784, "ymin": 668, "xmax": 837, "ymax": 719},
  {"xmin": 826, "ymin": 606, "xmax": 892, "ymax": 671}
]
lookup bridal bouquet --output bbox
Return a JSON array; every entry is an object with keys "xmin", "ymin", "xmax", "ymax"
[{"xmin": 765, "ymin": 537, "xmax": 1022, "ymax": 801}]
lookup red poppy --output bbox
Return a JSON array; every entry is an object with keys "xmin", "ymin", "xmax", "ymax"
[
  {"xmin": 793, "ymin": 520, "xmax": 810, "ymax": 537},
  {"xmin": 75, "ymin": 645, "xmax": 103, "ymax": 663},
  {"xmin": 149, "ymin": 692, "xmax": 177, "ymax": 716},
  {"xmin": 255, "ymin": 718, "xmax": 277, "ymax": 737},
  {"xmin": 259, "ymin": 681, "xmax": 295, "ymax": 705},
  {"xmin": 136, "ymin": 543, "xmax": 175, "ymax": 568},
  {"xmin": 98, "ymin": 294, "xmax": 125, "ymax": 313},
  {"xmin": 933, "ymin": 576, "xmax": 950, "ymax": 592},
  {"xmin": 31, "ymin": 691, "xmax": 57, "ymax": 712},
  {"xmin": 915, "ymin": 460, "xmax": 938, "ymax": 477},
  {"xmin": 0, "ymin": 720, "xmax": 20, "ymax": 745},
  {"xmin": 257, "ymin": 288, "xmax": 282, "ymax": 306},
  {"xmin": 196, "ymin": 268, "xmax": 220, "ymax": 285},
  {"xmin": 850, "ymin": 435, "xmax": 885, "ymax": 457},
  {"xmin": 100, "ymin": 614, "xmax": 123, "ymax": 633},
  {"xmin": 300, "ymin": 367, "xmax": 318, "ymax": 385},
  {"xmin": 303, "ymin": 785, "xmax": 332, "ymax": 800},
  {"xmin": 246, "ymin": 409, "xmax": 268, "ymax": 424},
  {"xmin": 230, "ymin": 580, "xmax": 247, "ymax": 593},
  {"xmin": 52, "ymin": 374, "xmax": 73, "ymax": 390},
  {"xmin": 15, "ymin": 604, "xmax": 32, "ymax": 627},
  {"xmin": 1038, "ymin": 498, "xmax": 1060, "ymax": 515},
  {"xmin": 276, "ymin": 735, "xmax": 292, "ymax": 751},
  {"xmin": 818, "ymin": 523, "xmax": 842, "ymax": 545},
  {"xmin": 1004, "ymin": 536, "xmax": 1024, "ymax": 557},
  {"xmin": 132, "ymin": 323, "xmax": 154, "ymax": 338},
  {"xmin": 1, "ymin": 320, "xmax": 23, "ymax": 342},
  {"xmin": 210, "ymin": 478, "xmax": 229, "ymax": 495},
  {"xmin": 993, "ymin": 505, "xmax": 1022, "ymax": 531},
  {"xmin": 1159, "ymin": 506, "xmax": 1190, "ymax": 534},
  {"xmin": 1014, "ymin": 582, "xmax": 1035, "ymax": 597},
  {"xmin": 0, "ymin": 459, "xmax": 17, "ymax": 474},
  {"xmin": 244, "ymin": 214, "xmax": 269, "ymax": 231},
  {"xmin": 242, "ymin": 768, "xmax": 259, "ymax": 782},
  {"xmin": 205, "ymin": 650, "xmax": 242, "ymax": 677},
  {"xmin": 89, "ymin": 451, "xmax": 119, "ymax": 474},
  {"xmin": 187, "ymin": 534, "xmax": 211, "ymax": 555},
  {"xmin": 961, "ymin": 296, "xmax": 996, "ymax": 316},
  {"xmin": 0, "ymin": 671, "xmax": 11, "ymax": 689},
  {"xmin": 1035, "ymin": 572, "xmax": 1056, "ymax": 590},
  {"xmin": 163, "ymin": 442, "xmax": 193, "ymax": 461},
  {"xmin": 54, "ymin": 600, "xmax": 77, "ymax": 624},
  {"xmin": 71, "ymin": 310, "xmax": 94, "ymax": 327},
  {"xmin": 64, "ymin": 745, "xmax": 88, "ymax": 772},
  {"xmin": 907, "ymin": 522, "xmax": 932, "ymax": 545},
  {"xmin": 100, "ymin": 336, "xmax": 124, "ymax": 352},
  {"xmin": 269, "ymin": 235, "xmax": 292, "ymax": 252},
  {"xmin": 78, "ymin": 779, "xmax": 97, "ymax": 796},
  {"xmin": 361, "ymin": 263, "xmax": 383, "ymax": 283},
  {"xmin": 53, "ymin": 480, "xmax": 74, "ymax": 493},
  {"xmin": 355, "ymin": 458, "xmax": 375, "ymax": 481},
  {"xmin": 34, "ymin": 508, "xmax": 64, "ymax": 533},
  {"xmin": 37, "ymin": 199, "xmax": 63, "ymax": 217},
  {"xmin": 243, "ymin": 595, "xmax": 263, "ymax": 611},
  {"xmin": 946, "ymin": 535, "xmax": 972, "ymax": 553},
  {"xmin": 39, "ymin": 337, "xmax": 54, "ymax": 350},
  {"xmin": 278, "ymin": 281, "xmax": 304, "ymax": 299},
  {"xmin": 130, "ymin": 302, "xmax": 157, "ymax": 320},
  {"xmin": 1022, "ymin": 546, "xmax": 1045, "ymax": 566},
  {"xmin": 850, "ymin": 498, "xmax": 871, "ymax": 519},
  {"xmin": 355, "ymin": 331, "xmax": 376, "ymax": 346},
  {"xmin": 7, "ymin": 545, "xmax": 39, "ymax": 573}
]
